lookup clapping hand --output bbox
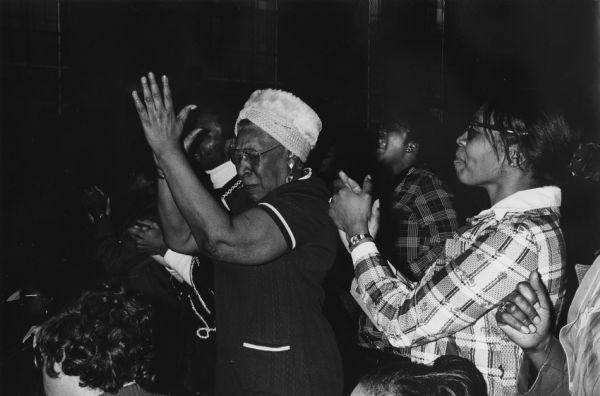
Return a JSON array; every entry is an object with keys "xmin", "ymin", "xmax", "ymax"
[
  {"xmin": 330, "ymin": 171, "xmax": 380, "ymax": 251},
  {"xmin": 132, "ymin": 72, "xmax": 196, "ymax": 157},
  {"xmin": 127, "ymin": 219, "xmax": 167, "ymax": 254}
]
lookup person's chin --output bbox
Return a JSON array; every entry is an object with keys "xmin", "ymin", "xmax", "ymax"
[{"xmin": 244, "ymin": 185, "xmax": 265, "ymax": 201}]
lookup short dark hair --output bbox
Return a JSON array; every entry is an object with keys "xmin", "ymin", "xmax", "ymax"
[
  {"xmin": 357, "ymin": 355, "xmax": 488, "ymax": 396},
  {"xmin": 479, "ymin": 96, "xmax": 579, "ymax": 186},
  {"xmin": 35, "ymin": 290, "xmax": 157, "ymax": 393}
]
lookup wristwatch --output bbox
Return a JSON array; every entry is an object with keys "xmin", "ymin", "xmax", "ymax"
[{"xmin": 348, "ymin": 233, "xmax": 373, "ymax": 251}]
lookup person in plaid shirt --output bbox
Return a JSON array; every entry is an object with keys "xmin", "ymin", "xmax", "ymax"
[
  {"xmin": 358, "ymin": 114, "xmax": 458, "ymax": 356},
  {"xmin": 329, "ymin": 96, "xmax": 578, "ymax": 396}
]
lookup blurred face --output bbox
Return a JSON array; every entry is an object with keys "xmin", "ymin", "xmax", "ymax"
[
  {"xmin": 454, "ymin": 114, "xmax": 505, "ymax": 187},
  {"xmin": 232, "ymin": 122, "xmax": 287, "ymax": 202},
  {"xmin": 376, "ymin": 128, "xmax": 409, "ymax": 165},
  {"xmin": 190, "ymin": 114, "xmax": 227, "ymax": 170}
]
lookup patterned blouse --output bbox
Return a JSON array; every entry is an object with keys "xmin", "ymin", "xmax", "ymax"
[{"xmin": 350, "ymin": 186, "xmax": 567, "ymax": 396}]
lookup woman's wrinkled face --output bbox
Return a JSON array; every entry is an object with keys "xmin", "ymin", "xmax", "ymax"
[
  {"xmin": 454, "ymin": 113, "xmax": 505, "ymax": 187},
  {"xmin": 232, "ymin": 122, "xmax": 288, "ymax": 202}
]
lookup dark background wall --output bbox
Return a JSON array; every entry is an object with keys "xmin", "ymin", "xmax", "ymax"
[{"xmin": 0, "ymin": 0, "xmax": 598, "ymax": 302}]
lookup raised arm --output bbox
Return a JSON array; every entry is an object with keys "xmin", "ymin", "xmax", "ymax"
[
  {"xmin": 156, "ymin": 170, "xmax": 198, "ymax": 254},
  {"xmin": 132, "ymin": 73, "xmax": 287, "ymax": 264}
]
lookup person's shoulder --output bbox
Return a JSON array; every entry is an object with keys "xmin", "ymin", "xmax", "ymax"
[
  {"xmin": 268, "ymin": 169, "xmax": 330, "ymax": 201},
  {"xmin": 409, "ymin": 167, "xmax": 452, "ymax": 195}
]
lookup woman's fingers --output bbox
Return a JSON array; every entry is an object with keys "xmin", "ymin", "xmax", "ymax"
[
  {"xmin": 495, "ymin": 300, "xmax": 535, "ymax": 334},
  {"xmin": 148, "ymin": 72, "xmax": 164, "ymax": 111},
  {"xmin": 176, "ymin": 105, "xmax": 197, "ymax": 129},
  {"xmin": 362, "ymin": 174, "xmax": 373, "ymax": 195},
  {"xmin": 515, "ymin": 282, "xmax": 541, "ymax": 324},
  {"xmin": 162, "ymin": 75, "xmax": 173, "ymax": 113},
  {"xmin": 338, "ymin": 170, "xmax": 362, "ymax": 193},
  {"xmin": 140, "ymin": 76, "xmax": 155, "ymax": 113},
  {"xmin": 132, "ymin": 91, "xmax": 148, "ymax": 122},
  {"xmin": 529, "ymin": 271, "xmax": 552, "ymax": 311}
]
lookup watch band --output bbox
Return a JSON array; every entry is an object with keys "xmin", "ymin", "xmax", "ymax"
[{"xmin": 349, "ymin": 233, "xmax": 373, "ymax": 251}]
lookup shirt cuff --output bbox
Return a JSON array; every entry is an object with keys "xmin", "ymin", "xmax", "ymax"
[
  {"xmin": 205, "ymin": 160, "xmax": 237, "ymax": 189},
  {"xmin": 163, "ymin": 249, "xmax": 193, "ymax": 285},
  {"xmin": 351, "ymin": 241, "xmax": 378, "ymax": 266}
]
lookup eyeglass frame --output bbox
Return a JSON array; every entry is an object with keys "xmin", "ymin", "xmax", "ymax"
[
  {"xmin": 467, "ymin": 121, "xmax": 529, "ymax": 140},
  {"xmin": 228, "ymin": 144, "xmax": 283, "ymax": 167}
]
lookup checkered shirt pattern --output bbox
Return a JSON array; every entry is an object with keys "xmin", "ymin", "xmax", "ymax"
[
  {"xmin": 386, "ymin": 167, "xmax": 459, "ymax": 278},
  {"xmin": 360, "ymin": 167, "xmax": 458, "ymax": 351},
  {"xmin": 351, "ymin": 206, "xmax": 566, "ymax": 396}
]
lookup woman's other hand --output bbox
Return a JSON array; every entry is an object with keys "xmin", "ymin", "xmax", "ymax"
[
  {"xmin": 495, "ymin": 271, "xmax": 553, "ymax": 353},
  {"xmin": 127, "ymin": 219, "xmax": 167, "ymax": 254},
  {"xmin": 329, "ymin": 171, "xmax": 373, "ymax": 237}
]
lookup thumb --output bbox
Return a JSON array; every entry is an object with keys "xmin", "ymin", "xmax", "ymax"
[
  {"xmin": 370, "ymin": 198, "xmax": 380, "ymax": 219},
  {"xmin": 184, "ymin": 128, "xmax": 202, "ymax": 152},
  {"xmin": 176, "ymin": 104, "xmax": 197, "ymax": 127},
  {"xmin": 362, "ymin": 174, "xmax": 373, "ymax": 195},
  {"xmin": 338, "ymin": 170, "xmax": 361, "ymax": 193},
  {"xmin": 529, "ymin": 271, "xmax": 551, "ymax": 311}
]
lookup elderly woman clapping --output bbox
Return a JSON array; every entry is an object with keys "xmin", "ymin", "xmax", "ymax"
[{"xmin": 132, "ymin": 73, "xmax": 342, "ymax": 395}]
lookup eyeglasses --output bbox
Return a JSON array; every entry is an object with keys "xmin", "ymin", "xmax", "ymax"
[
  {"xmin": 228, "ymin": 144, "xmax": 282, "ymax": 167},
  {"xmin": 467, "ymin": 121, "xmax": 528, "ymax": 140}
]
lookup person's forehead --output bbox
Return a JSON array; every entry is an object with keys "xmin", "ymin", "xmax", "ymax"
[
  {"xmin": 236, "ymin": 123, "xmax": 277, "ymax": 147},
  {"xmin": 195, "ymin": 114, "xmax": 220, "ymax": 130}
]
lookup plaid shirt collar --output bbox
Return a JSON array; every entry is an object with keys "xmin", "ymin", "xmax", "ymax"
[{"xmin": 473, "ymin": 186, "xmax": 561, "ymax": 222}]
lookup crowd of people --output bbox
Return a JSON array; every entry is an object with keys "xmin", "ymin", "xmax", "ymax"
[{"xmin": 21, "ymin": 70, "xmax": 600, "ymax": 396}]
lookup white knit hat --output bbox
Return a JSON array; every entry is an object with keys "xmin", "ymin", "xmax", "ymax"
[{"xmin": 234, "ymin": 89, "xmax": 322, "ymax": 162}]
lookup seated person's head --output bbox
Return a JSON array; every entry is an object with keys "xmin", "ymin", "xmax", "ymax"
[
  {"xmin": 34, "ymin": 290, "xmax": 157, "ymax": 396},
  {"xmin": 351, "ymin": 355, "xmax": 488, "ymax": 396}
]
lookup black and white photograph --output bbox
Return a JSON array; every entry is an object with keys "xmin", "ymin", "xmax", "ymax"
[{"xmin": 1, "ymin": 1, "xmax": 599, "ymax": 395}]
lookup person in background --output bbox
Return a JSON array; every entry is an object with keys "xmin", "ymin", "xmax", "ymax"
[
  {"xmin": 133, "ymin": 73, "xmax": 342, "ymax": 395},
  {"xmin": 80, "ymin": 177, "xmax": 178, "ymax": 393},
  {"xmin": 354, "ymin": 111, "xmax": 458, "ymax": 367},
  {"xmin": 329, "ymin": 95, "xmax": 578, "ymax": 395},
  {"xmin": 351, "ymin": 355, "xmax": 488, "ymax": 396},
  {"xmin": 34, "ymin": 289, "xmax": 166, "ymax": 396}
]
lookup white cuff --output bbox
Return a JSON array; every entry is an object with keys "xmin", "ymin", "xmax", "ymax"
[
  {"xmin": 350, "ymin": 241, "xmax": 378, "ymax": 265},
  {"xmin": 164, "ymin": 249, "xmax": 194, "ymax": 285},
  {"xmin": 205, "ymin": 161, "xmax": 237, "ymax": 189}
]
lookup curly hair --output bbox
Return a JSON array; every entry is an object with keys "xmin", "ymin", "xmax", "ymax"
[
  {"xmin": 357, "ymin": 355, "xmax": 488, "ymax": 396},
  {"xmin": 34, "ymin": 290, "xmax": 157, "ymax": 393}
]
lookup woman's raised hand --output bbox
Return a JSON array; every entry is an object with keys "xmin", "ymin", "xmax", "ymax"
[{"xmin": 132, "ymin": 72, "xmax": 196, "ymax": 156}]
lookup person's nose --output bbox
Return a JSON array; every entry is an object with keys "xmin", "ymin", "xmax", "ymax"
[
  {"xmin": 236, "ymin": 154, "xmax": 252, "ymax": 177},
  {"xmin": 456, "ymin": 131, "xmax": 467, "ymax": 147}
]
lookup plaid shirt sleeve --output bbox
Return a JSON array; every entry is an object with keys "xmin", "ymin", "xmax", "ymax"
[
  {"xmin": 408, "ymin": 174, "xmax": 459, "ymax": 278},
  {"xmin": 351, "ymin": 217, "xmax": 542, "ymax": 348}
]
